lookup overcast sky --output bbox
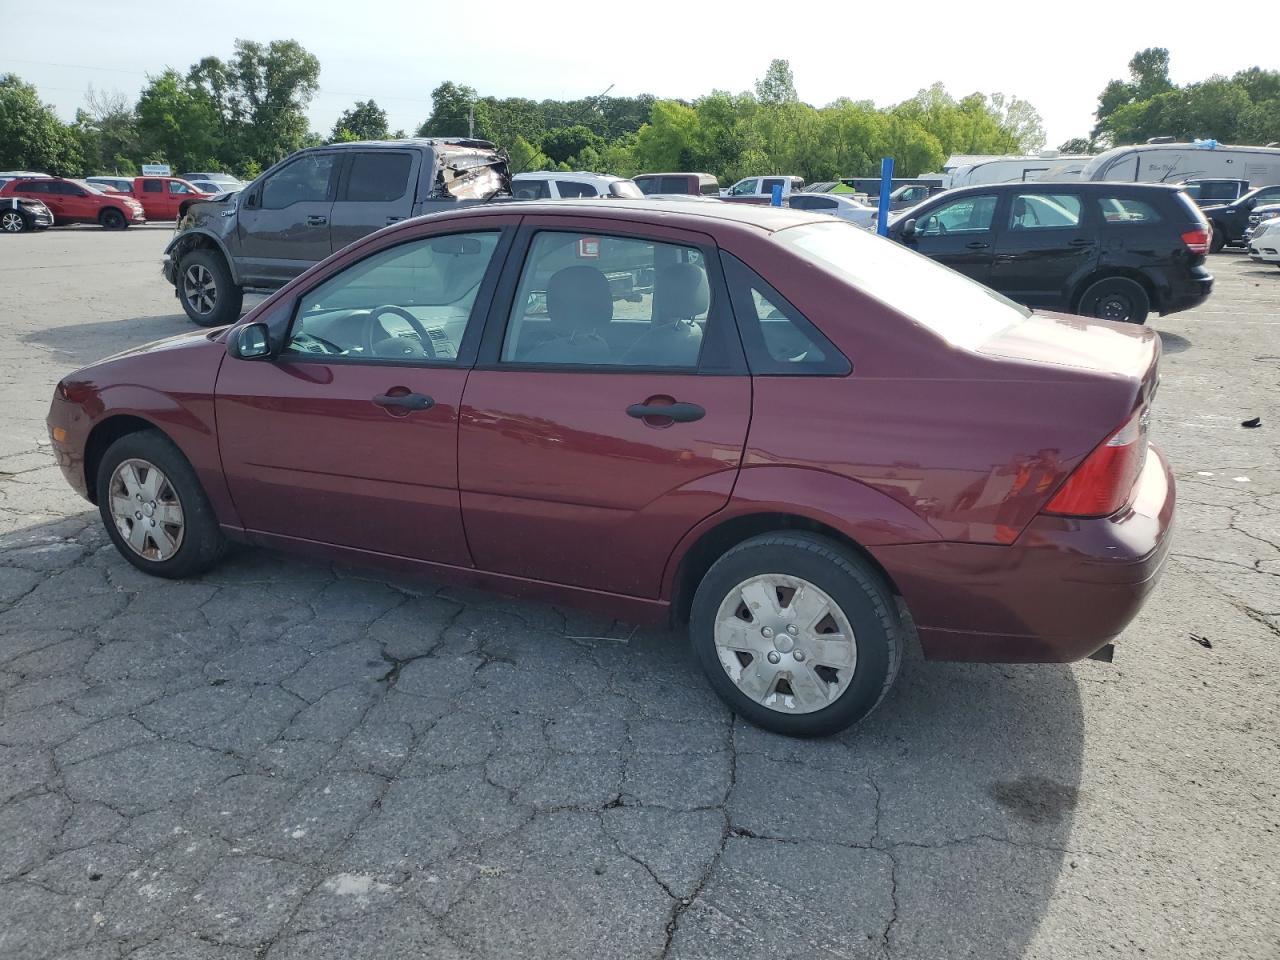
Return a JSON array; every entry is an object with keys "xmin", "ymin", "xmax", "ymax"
[{"xmin": 17, "ymin": 0, "xmax": 1277, "ymax": 154}]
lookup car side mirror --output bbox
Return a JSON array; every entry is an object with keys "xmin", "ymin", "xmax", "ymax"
[
  {"xmin": 228, "ymin": 322, "xmax": 273, "ymax": 360},
  {"xmin": 243, "ymin": 191, "xmax": 258, "ymax": 209},
  {"xmin": 901, "ymin": 218, "xmax": 917, "ymax": 237}
]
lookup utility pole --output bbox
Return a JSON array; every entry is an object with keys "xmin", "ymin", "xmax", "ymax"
[{"xmin": 468, "ymin": 102, "xmax": 474, "ymax": 138}]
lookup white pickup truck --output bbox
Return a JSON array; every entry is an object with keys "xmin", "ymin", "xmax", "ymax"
[{"xmin": 720, "ymin": 176, "xmax": 805, "ymax": 203}]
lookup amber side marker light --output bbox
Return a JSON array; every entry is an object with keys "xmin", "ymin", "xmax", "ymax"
[{"xmin": 51, "ymin": 427, "xmax": 68, "ymax": 443}]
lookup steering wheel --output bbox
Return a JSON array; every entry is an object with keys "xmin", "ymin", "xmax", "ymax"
[{"xmin": 363, "ymin": 304, "xmax": 436, "ymax": 360}]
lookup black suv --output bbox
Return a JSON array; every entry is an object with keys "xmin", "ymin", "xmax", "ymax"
[
  {"xmin": 164, "ymin": 139, "xmax": 511, "ymax": 326},
  {"xmin": 1200, "ymin": 184, "xmax": 1280, "ymax": 252},
  {"xmin": 886, "ymin": 182, "xmax": 1213, "ymax": 324}
]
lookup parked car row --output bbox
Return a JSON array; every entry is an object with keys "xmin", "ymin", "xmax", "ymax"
[
  {"xmin": 0, "ymin": 176, "xmax": 145, "ymax": 229},
  {"xmin": 86, "ymin": 176, "xmax": 215, "ymax": 221}
]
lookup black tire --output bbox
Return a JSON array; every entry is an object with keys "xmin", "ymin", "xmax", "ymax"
[
  {"xmin": 1209, "ymin": 223, "xmax": 1227, "ymax": 254},
  {"xmin": 1077, "ymin": 276, "xmax": 1150, "ymax": 325},
  {"xmin": 178, "ymin": 248, "xmax": 244, "ymax": 327},
  {"xmin": 689, "ymin": 532, "xmax": 902, "ymax": 737},
  {"xmin": 0, "ymin": 208, "xmax": 29, "ymax": 233},
  {"xmin": 99, "ymin": 207, "xmax": 128, "ymax": 230},
  {"xmin": 95, "ymin": 430, "xmax": 228, "ymax": 580}
]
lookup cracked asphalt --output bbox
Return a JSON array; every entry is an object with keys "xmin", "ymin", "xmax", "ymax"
[{"xmin": 1, "ymin": 226, "xmax": 1278, "ymax": 960}]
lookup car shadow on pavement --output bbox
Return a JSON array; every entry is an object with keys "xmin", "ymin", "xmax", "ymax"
[
  {"xmin": 22, "ymin": 314, "xmax": 195, "ymax": 368},
  {"xmin": 1158, "ymin": 330, "xmax": 1192, "ymax": 354},
  {"xmin": 0, "ymin": 511, "xmax": 1083, "ymax": 959}
]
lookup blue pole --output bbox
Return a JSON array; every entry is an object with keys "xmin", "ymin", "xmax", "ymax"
[
  {"xmin": 771, "ymin": 183, "xmax": 783, "ymax": 207},
  {"xmin": 876, "ymin": 156, "xmax": 894, "ymax": 236}
]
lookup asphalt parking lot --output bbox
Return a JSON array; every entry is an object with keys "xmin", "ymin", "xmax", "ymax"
[{"xmin": 1, "ymin": 225, "xmax": 1278, "ymax": 960}]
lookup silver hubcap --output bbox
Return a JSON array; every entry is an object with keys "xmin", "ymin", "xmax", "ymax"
[
  {"xmin": 713, "ymin": 574, "xmax": 857, "ymax": 714},
  {"xmin": 183, "ymin": 264, "xmax": 217, "ymax": 315},
  {"xmin": 108, "ymin": 459, "xmax": 185, "ymax": 562},
  {"xmin": 1, "ymin": 212, "xmax": 22, "ymax": 232}
]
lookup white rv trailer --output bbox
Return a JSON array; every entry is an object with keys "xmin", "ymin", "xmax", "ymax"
[
  {"xmin": 945, "ymin": 151, "xmax": 1091, "ymax": 188},
  {"xmin": 1077, "ymin": 142, "xmax": 1280, "ymax": 187}
]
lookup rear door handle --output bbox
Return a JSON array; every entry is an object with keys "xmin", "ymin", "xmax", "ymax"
[
  {"xmin": 1069, "ymin": 238, "xmax": 1094, "ymax": 246},
  {"xmin": 373, "ymin": 392, "xmax": 434, "ymax": 411},
  {"xmin": 627, "ymin": 401, "xmax": 705, "ymax": 422},
  {"xmin": 965, "ymin": 241, "xmax": 990, "ymax": 249},
  {"xmin": 307, "ymin": 215, "xmax": 328, "ymax": 226}
]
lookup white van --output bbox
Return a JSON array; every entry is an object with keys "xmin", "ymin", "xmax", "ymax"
[
  {"xmin": 1077, "ymin": 142, "xmax": 1280, "ymax": 187},
  {"xmin": 946, "ymin": 152, "xmax": 1091, "ymax": 188}
]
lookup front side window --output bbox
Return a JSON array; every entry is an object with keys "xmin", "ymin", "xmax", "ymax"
[
  {"xmin": 1009, "ymin": 193, "xmax": 1083, "ymax": 230},
  {"xmin": 168, "ymin": 180, "xmax": 192, "ymax": 195},
  {"xmin": 261, "ymin": 154, "xmax": 336, "ymax": 209},
  {"xmin": 513, "ymin": 178, "xmax": 549, "ymax": 200},
  {"xmin": 502, "ymin": 231, "xmax": 710, "ymax": 369},
  {"xmin": 345, "ymin": 152, "xmax": 412, "ymax": 203},
  {"xmin": 917, "ymin": 195, "xmax": 997, "ymax": 236},
  {"xmin": 282, "ymin": 232, "xmax": 499, "ymax": 364},
  {"xmin": 723, "ymin": 253, "xmax": 849, "ymax": 376},
  {"xmin": 556, "ymin": 180, "xmax": 597, "ymax": 198},
  {"xmin": 728, "ymin": 179, "xmax": 758, "ymax": 196}
]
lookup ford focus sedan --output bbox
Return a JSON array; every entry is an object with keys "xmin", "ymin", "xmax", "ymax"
[{"xmin": 47, "ymin": 201, "xmax": 1174, "ymax": 737}]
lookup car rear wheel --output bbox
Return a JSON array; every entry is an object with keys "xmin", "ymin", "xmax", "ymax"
[
  {"xmin": 1, "ymin": 209, "xmax": 29, "ymax": 233},
  {"xmin": 99, "ymin": 207, "xmax": 128, "ymax": 230},
  {"xmin": 96, "ymin": 430, "xmax": 227, "ymax": 579},
  {"xmin": 1209, "ymin": 223, "xmax": 1227, "ymax": 254},
  {"xmin": 689, "ymin": 533, "xmax": 902, "ymax": 737},
  {"xmin": 1077, "ymin": 277, "xmax": 1150, "ymax": 325},
  {"xmin": 179, "ymin": 249, "xmax": 244, "ymax": 327}
]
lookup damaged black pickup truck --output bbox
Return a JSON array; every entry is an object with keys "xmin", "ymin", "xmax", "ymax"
[{"xmin": 163, "ymin": 138, "xmax": 512, "ymax": 326}]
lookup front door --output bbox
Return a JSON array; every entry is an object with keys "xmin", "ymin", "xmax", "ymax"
[
  {"xmin": 329, "ymin": 150, "xmax": 419, "ymax": 251},
  {"xmin": 138, "ymin": 178, "xmax": 167, "ymax": 219},
  {"xmin": 907, "ymin": 193, "xmax": 999, "ymax": 285},
  {"xmin": 989, "ymin": 191, "xmax": 1094, "ymax": 308},
  {"xmin": 236, "ymin": 152, "xmax": 339, "ymax": 287},
  {"xmin": 215, "ymin": 225, "xmax": 513, "ymax": 565},
  {"xmin": 458, "ymin": 220, "xmax": 752, "ymax": 598}
]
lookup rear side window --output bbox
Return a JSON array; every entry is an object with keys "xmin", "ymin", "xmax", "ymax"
[
  {"xmin": 345, "ymin": 152, "xmax": 412, "ymax": 203},
  {"xmin": 1009, "ymin": 193, "xmax": 1082, "ymax": 230},
  {"xmin": 722, "ymin": 253, "xmax": 849, "ymax": 376},
  {"xmin": 15, "ymin": 181, "xmax": 47, "ymax": 194},
  {"xmin": 699, "ymin": 178, "xmax": 719, "ymax": 196},
  {"xmin": 142, "ymin": 180, "xmax": 163, "ymax": 193},
  {"xmin": 513, "ymin": 179, "xmax": 549, "ymax": 200},
  {"xmin": 555, "ymin": 180, "xmax": 597, "ymax": 198},
  {"xmin": 1098, "ymin": 197, "xmax": 1162, "ymax": 224}
]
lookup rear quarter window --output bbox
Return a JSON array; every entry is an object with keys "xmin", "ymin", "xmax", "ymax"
[{"xmin": 1098, "ymin": 197, "xmax": 1163, "ymax": 224}]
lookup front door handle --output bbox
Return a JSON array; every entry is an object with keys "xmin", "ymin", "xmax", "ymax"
[
  {"xmin": 307, "ymin": 215, "xmax": 328, "ymax": 226},
  {"xmin": 1069, "ymin": 238, "xmax": 1094, "ymax": 246},
  {"xmin": 965, "ymin": 241, "xmax": 990, "ymax": 249},
  {"xmin": 373, "ymin": 392, "xmax": 434, "ymax": 411},
  {"xmin": 386, "ymin": 216, "xmax": 405, "ymax": 225},
  {"xmin": 627, "ymin": 401, "xmax": 705, "ymax": 423}
]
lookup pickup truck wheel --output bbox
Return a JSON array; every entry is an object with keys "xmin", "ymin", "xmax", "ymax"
[
  {"xmin": 1209, "ymin": 223, "xmax": 1227, "ymax": 253},
  {"xmin": 99, "ymin": 208, "xmax": 128, "ymax": 230},
  {"xmin": 689, "ymin": 533, "xmax": 902, "ymax": 737},
  {"xmin": 1077, "ymin": 277, "xmax": 1150, "ymax": 325},
  {"xmin": 1, "ymin": 209, "xmax": 29, "ymax": 233},
  {"xmin": 179, "ymin": 249, "xmax": 243, "ymax": 327}
]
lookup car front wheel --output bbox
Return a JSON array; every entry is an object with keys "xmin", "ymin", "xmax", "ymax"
[
  {"xmin": 1, "ymin": 209, "xmax": 29, "ymax": 233},
  {"xmin": 99, "ymin": 208, "xmax": 128, "ymax": 230},
  {"xmin": 689, "ymin": 533, "xmax": 902, "ymax": 737},
  {"xmin": 179, "ymin": 249, "xmax": 244, "ymax": 327},
  {"xmin": 96, "ymin": 430, "xmax": 228, "ymax": 579}
]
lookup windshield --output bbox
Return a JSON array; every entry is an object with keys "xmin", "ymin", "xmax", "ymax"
[
  {"xmin": 774, "ymin": 220, "xmax": 1029, "ymax": 348},
  {"xmin": 609, "ymin": 180, "xmax": 644, "ymax": 199}
]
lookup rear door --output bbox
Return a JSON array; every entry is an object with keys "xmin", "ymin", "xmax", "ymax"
[
  {"xmin": 907, "ymin": 192, "xmax": 1000, "ymax": 285},
  {"xmin": 12, "ymin": 181, "xmax": 57, "ymax": 218},
  {"xmin": 457, "ymin": 217, "xmax": 752, "ymax": 598},
  {"xmin": 236, "ymin": 151, "xmax": 339, "ymax": 286},
  {"xmin": 329, "ymin": 149, "xmax": 419, "ymax": 252},
  {"xmin": 989, "ymin": 190, "xmax": 1094, "ymax": 308}
]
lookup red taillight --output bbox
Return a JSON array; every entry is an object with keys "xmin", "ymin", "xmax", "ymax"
[
  {"xmin": 1181, "ymin": 228, "xmax": 1210, "ymax": 255},
  {"xmin": 1044, "ymin": 410, "xmax": 1148, "ymax": 517}
]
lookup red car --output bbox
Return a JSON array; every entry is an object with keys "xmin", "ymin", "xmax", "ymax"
[
  {"xmin": 46, "ymin": 202, "xmax": 1174, "ymax": 736},
  {"xmin": 86, "ymin": 176, "xmax": 214, "ymax": 221},
  {"xmin": 0, "ymin": 176, "xmax": 145, "ymax": 229}
]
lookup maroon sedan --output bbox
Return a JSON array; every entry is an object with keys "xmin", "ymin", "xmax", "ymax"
[{"xmin": 47, "ymin": 201, "xmax": 1174, "ymax": 736}]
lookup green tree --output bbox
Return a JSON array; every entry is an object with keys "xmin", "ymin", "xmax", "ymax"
[
  {"xmin": 1058, "ymin": 137, "xmax": 1095, "ymax": 154},
  {"xmin": 136, "ymin": 69, "xmax": 221, "ymax": 172},
  {"xmin": 417, "ymin": 81, "xmax": 479, "ymax": 138},
  {"xmin": 989, "ymin": 93, "xmax": 1046, "ymax": 152},
  {"xmin": 0, "ymin": 74, "xmax": 83, "ymax": 174},
  {"xmin": 539, "ymin": 125, "xmax": 601, "ymax": 165},
  {"xmin": 73, "ymin": 86, "xmax": 140, "ymax": 174},
  {"xmin": 755, "ymin": 59, "xmax": 797, "ymax": 105},
  {"xmin": 332, "ymin": 99, "xmax": 389, "ymax": 141}
]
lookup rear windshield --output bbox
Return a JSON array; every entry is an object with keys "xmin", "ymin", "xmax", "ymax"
[
  {"xmin": 609, "ymin": 180, "xmax": 644, "ymax": 199},
  {"xmin": 774, "ymin": 220, "xmax": 1029, "ymax": 348}
]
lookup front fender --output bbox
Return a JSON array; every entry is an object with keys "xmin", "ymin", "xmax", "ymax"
[
  {"xmin": 660, "ymin": 465, "xmax": 942, "ymax": 600},
  {"xmin": 164, "ymin": 228, "xmax": 241, "ymax": 285}
]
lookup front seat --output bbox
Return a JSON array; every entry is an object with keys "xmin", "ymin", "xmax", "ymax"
[
  {"xmin": 1010, "ymin": 197, "xmax": 1029, "ymax": 229},
  {"xmin": 621, "ymin": 263, "xmax": 707, "ymax": 367},
  {"xmin": 520, "ymin": 265, "xmax": 613, "ymax": 364}
]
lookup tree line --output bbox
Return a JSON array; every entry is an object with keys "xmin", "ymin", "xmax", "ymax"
[{"xmin": 1, "ymin": 42, "xmax": 1276, "ymax": 185}]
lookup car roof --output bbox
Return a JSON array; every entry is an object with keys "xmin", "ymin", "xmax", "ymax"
[
  {"xmin": 634, "ymin": 172, "xmax": 716, "ymax": 179},
  {"xmin": 939, "ymin": 181, "xmax": 1185, "ymax": 197},
  {"xmin": 514, "ymin": 171, "xmax": 629, "ymax": 183},
  {"xmin": 448, "ymin": 198, "xmax": 826, "ymax": 233}
]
